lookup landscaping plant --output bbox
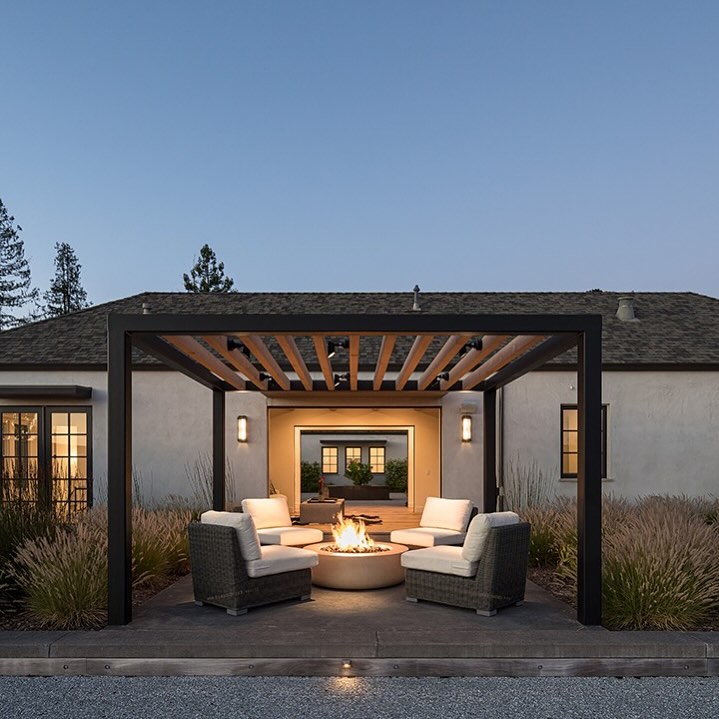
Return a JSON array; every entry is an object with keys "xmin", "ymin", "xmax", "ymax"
[
  {"xmin": 345, "ymin": 460, "xmax": 373, "ymax": 486},
  {"xmin": 384, "ymin": 458, "xmax": 408, "ymax": 493},
  {"xmin": 301, "ymin": 461, "xmax": 321, "ymax": 493}
]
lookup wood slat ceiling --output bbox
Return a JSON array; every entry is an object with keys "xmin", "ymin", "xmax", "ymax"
[{"xmin": 155, "ymin": 331, "xmax": 568, "ymax": 394}]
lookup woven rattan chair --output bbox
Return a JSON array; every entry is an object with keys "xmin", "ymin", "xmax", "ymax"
[
  {"xmin": 402, "ymin": 518, "xmax": 531, "ymax": 616},
  {"xmin": 188, "ymin": 522, "xmax": 315, "ymax": 615}
]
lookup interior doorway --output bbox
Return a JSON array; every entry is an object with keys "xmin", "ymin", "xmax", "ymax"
[{"xmin": 267, "ymin": 407, "xmax": 441, "ymax": 513}]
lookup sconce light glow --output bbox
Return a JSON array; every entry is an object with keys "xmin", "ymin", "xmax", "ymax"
[
  {"xmin": 461, "ymin": 415, "xmax": 472, "ymax": 442},
  {"xmin": 237, "ymin": 416, "xmax": 248, "ymax": 443}
]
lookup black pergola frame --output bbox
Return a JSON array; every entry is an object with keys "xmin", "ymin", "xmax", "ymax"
[{"xmin": 107, "ymin": 312, "xmax": 602, "ymax": 626}]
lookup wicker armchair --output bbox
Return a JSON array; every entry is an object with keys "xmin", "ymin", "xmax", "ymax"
[
  {"xmin": 188, "ymin": 522, "xmax": 315, "ymax": 616},
  {"xmin": 402, "ymin": 516, "xmax": 531, "ymax": 616}
]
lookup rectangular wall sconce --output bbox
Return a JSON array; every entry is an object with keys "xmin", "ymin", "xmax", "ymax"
[
  {"xmin": 461, "ymin": 414, "xmax": 472, "ymax": 442},
  {"xmin": 237, "ymin": 415, "xmax": 248, "ymax": 443}
]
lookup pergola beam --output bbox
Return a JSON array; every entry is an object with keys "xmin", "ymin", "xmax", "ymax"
[
  {"xmin": 162, "ymin": 336, "xmax": 246, "ymax": 391},
  {"xmin": 236, "ymin": 334, "xmax": 291, "ymax": 391},
  {"xmin": 416, "ymin": 333, "xmax": 473, "ymax": 391},
  {"xmin": 275, "ymin": 335, "xmax": 313, "ymax": 391},
  {"xmin": 462, "ymin": 335, "xmax": 546, "ymax": 390},
  {"xmin": 439, "ymin": 335, "xmax": 508, "ymax": 390},
  {"xmin": 202, "ymin": 335, "xmax": 268, "ymax": 390},
  {"xmin": 312, "ymin": 336, "xmax": 335, "ymax": 391},
  {"xmin": 132, "ymin": 335, "xmax": 234, "ymax": 392},
  {"xmin": 396, "ymin": 335, "xmax": 434, "ymax": 391},
  {"xmin": 373, "ymin": 335, "xmax": 396, "ymax": 390},
  {"xmin": 481, "ymin": 334, "xmax": 580, "ymax": 391},
  {"xmin": 349, "ymin": 335, "xmax": 360, "ymax": 391}
]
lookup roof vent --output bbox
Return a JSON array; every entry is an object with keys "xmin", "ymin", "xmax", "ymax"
[
  {"xmin": 412, "ymin": 284, "xmax": 422, "ymax": 312},
  {"xmin": 142, "ymin": 302, "xmax": 152, "ymax": 315},
  {"xmin": 616, "ymin": 296, "xmax": 638, "ymax": 322}
]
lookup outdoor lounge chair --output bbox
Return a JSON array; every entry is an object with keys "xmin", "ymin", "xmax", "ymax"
[
  {"xmin": 390, "ymin": 496, "xmax": 476, "ymax": 547},
  {"xmin": 241, "ymin": 496, "xmax": 324, "ymax": 546},
  {"xmin": 188, "ymin": 510, "xmax": 318, "ymax": 615},
  {"xmin": 401, "ymin": 511, "xmax": 530, "ymax": 616}
]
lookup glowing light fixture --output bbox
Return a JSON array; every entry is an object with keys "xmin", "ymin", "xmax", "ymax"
[
  {"xmin": 341, "ymin": 660, "xmax": 352, "ymax": 670},
  {"xmin": 461, "ymin": 415, "xmax": 472, "ymax": 442},
  {"xmin": 237, "ymin": 416, "xmax": 248, "ymax": 443}
]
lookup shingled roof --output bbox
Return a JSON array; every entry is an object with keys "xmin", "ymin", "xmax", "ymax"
[{"xmin": 0, "ymin": 290, "xmax": 717, "ymax": 370}]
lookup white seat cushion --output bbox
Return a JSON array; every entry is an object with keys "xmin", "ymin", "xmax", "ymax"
[
  {"xmin": 419, "ymin": 497, "xmax": 473, "ymax": 533},
  {"xmin": 246, "ymin": 545, "xmax": 319, "ymax": 578},
  {"xmin": 390, "ymin": 527, "xmax": 466, "ymax": 547},
  {"xmin": 241, "ymin": 497, "xmax": 292, "ymax": 529},
  {"xmin": 401, "ymin": 545, "xmax": 477, "ymax": 578},
  {"xmin": 257, "ymin": 526, "xmax": 324, "ymax": 546},
  {"xmin": 461, "ymin": 511, "xmax": 520, "ymax": 562},
  {"xmin": 200, "ymin": 510, "xmax": 262, "ymax": 561}
]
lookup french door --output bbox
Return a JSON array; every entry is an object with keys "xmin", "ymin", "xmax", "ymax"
[{"xmin": 0, "ymin": 406, "xmax": 92, "ymax": 516}]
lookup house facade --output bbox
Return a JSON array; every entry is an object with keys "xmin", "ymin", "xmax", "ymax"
[{"xmin": 0, "ymin": 290, "xmax": 717, "ymax": 514}]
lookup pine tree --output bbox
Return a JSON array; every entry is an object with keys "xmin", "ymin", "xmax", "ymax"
[
  {"xmin": 183, "ymin": 244, "xmax": 235, "ymax": 293},
  {"xmin": 0, "ymin": 198, "xmax": 39, "ymax": 329},
  {"xmin": 43, "ymin": 242, "xmax": 90, "ymax": 317}
]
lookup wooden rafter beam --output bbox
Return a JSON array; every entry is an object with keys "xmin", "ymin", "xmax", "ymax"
[
  {"xmin": 235, "ymin": 334, "xmax": 291, "ymax": 391},
  {"xmin": 462, "ymin": 335, "xmax": 546, "ymax": 390},
  {"xmin": 312, "ymin": 336, "xmax": 335, "ymax": 391},
  {"xmin": 348, "ymin": 335, "xmax": 360, "ymax": 391},
  {"xmin": 439, "ymin": 335, "xmax": 509, "ymax": 390},
  {"xmin": 275, "ymin": 335, "xmax": 313, "ymax": 391},
  {"xmin": 395, "ymin": 335, "xmax": 434, "ymax": 391},
  {"xmin": 162, "ymin": 336, "xmax": 246, "ymax": 390},
  {"xmin": 373, "ymin": 335, "xmax": 396, "ymax": 390},
  {"xmin": 416, "ymin": 333, "xmax": 473, "ymax": 391},
  {"xmin": 201, "ymin": 336, "xmax": 268, "ymax": 390}
]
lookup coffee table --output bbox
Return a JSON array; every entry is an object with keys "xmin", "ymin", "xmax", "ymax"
[{"xmin": 299, "ymin": 498, "xmax": 345, "ymax": 524}]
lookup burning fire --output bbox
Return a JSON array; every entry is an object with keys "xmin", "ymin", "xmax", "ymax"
[{"xmin": 323, "ymin": 517, "xmax": 389, "ymax": 554}]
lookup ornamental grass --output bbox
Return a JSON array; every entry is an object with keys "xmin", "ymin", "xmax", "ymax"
[{"xmin": 549, "ymin": 494, "xmax": 719, "ymax": 630}]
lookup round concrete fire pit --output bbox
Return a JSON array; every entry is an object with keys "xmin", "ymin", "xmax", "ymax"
[{"xmin": 304, "ymin": 542, "xmax": 409, "ymax": 590}]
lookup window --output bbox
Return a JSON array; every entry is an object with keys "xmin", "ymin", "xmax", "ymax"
[
  {"xmin": 561, "ymin": 405, "xmax": 607, "ymax": 479},
  {"xmin": 321, "ymin": 446, "xmax": 338, "ymax": 474},
  {"xmin": 369, "ymin": 446, "xmax": 386, "ymax": 474},
  {"xmin": 345, "ymin": 446, "xmax": 362, "ymax": 469},
  {"xmin": 0, "ymin": 406, "xmax": 92, "ymax": 516}
]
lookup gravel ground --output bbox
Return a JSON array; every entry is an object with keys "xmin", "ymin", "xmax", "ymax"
[{"xmin": 1, "ymin": 676, "xmax": 718, "ymax": 719}]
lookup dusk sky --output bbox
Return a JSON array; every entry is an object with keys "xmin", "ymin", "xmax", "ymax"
[{"xmin": 3, "ymin": 1, "xmax": 718, "ymax": 305}]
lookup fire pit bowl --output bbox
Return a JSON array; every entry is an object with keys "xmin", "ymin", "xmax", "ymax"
[{"xmin": 304, "ymin": 542, "xmax": 408, "ymax": 589}]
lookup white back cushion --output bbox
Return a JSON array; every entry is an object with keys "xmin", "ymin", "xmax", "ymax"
[
  {"xmin": 419, "ymin": 497, "xmax": 473, "ymax": 532},
  {"xmin": 241, "ymin": 497, "xmax": 292, "ymax": 529},
  {"xmin": 200, "ymin": 510, "xmax": 262, "ymax": 561},
  {"xmin": 461, "ymin": 511, "xmax": 520, "ymax": 562}
]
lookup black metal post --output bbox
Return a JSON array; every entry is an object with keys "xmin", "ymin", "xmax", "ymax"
[
  {"xmin": 107, "ymin": 321, "xmax": 133, "ymax": 625},
  {"xmin": 577, "ymin": 324, "xmax": 603, "ymax": 625},
  {"xmin": 482, "ymin": 389, "xmax": 498, "ymax": 513},
  {"xmin": 212, "ymin": 389, "xmax": 226, "ymax": 511}
]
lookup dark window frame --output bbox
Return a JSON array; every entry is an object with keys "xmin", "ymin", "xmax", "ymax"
[
  {"xmin": 345, "ymin": 446, "xmax": 362, "ymax": 470},
  {"xmin": 321, "ymin": 446, "xmax": 338, "ymax": 474},
  {"xmin": 369, "ymin": 446, "xmax": 386, "ymax": 474},
  {"xmin": 0, "ymin": 405, "xmax": 93, "ymax": 514},
  {"xmin": 560, "ymin": 404, "xmax": 607, "ymax": 479}
]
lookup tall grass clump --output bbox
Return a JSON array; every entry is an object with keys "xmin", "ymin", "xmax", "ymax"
[
  {"xmin": 10, "ymin": 522, "xmax": 108, "ymax": 629},
  {"xmin": 184, "ymin": 453, "xmax": 237, "ymax": 511},
  {"xmin": 518, "ymin": 505, "xmax": 560, "ymax": 567},
  {"xmin": 502, "ymin": 457, "xmax": 555, "ymax": 512}
]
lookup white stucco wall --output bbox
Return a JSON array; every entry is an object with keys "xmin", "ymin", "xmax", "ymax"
[
  {"xmin": 3, "ymin": 368, "xmax": 717, "ymax": 506},
  {"xmin": 502, "ymin": 370, "xmax": 719, "ymax": 499}
]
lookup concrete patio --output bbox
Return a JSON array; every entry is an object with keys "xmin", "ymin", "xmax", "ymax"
[{"xmin": 1, "ymin": 575, "xmax": 717, "ymax": 677}]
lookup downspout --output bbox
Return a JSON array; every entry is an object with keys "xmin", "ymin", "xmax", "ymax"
[{"xmin": 496, "ymin": 387, "xmax": 505, "ymax": 511}]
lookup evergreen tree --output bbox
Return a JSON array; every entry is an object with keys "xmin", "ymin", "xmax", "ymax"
[
  {"xmin": 0, "ymin": 198, "xmax": 39, "ymax": 329},
  {"xmin": 183, "ymin": 243, "xmax": 235, "ymax": 293},
  {"xmin": 43, "ymin": 242, "xmax": 90, "ymax": 317}
]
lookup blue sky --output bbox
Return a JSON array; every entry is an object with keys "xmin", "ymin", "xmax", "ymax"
[{"xmin": 3, "ymin": 1, "xmax": 718, "ymax": 304}]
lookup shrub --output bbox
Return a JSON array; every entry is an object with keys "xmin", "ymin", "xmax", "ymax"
[
  {"xmin": 345, "ymin": 460, "xmax": 373, "ymax": 486},
  {"xmin": 301, "ymin": 461, "xmax": 321, "ymax": 493},
  {"xmin": 385, "ymin": 459, "xmax": 408, "ymax": 493}
]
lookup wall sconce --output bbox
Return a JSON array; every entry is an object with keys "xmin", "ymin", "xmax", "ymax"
[
  {"xmin": 461, "ymin": 415, "xmax": 472, "ymax": 442},
  {"xmin": 237, "ymin": 416, "xmax": 248, "ymax": 443}
]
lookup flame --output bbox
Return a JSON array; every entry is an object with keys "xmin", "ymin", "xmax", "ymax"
[{"xmin": 331, "ymin": 517, "xmax": 376, "ymax": 551}]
